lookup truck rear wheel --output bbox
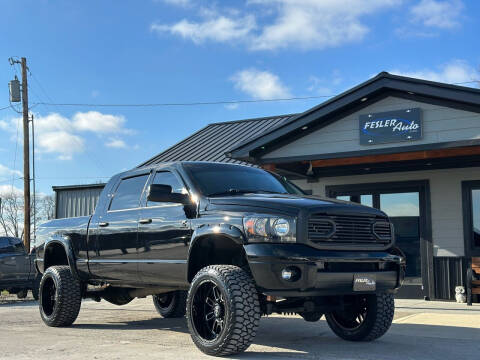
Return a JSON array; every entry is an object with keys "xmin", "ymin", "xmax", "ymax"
[
  {"xmin": 32, "ymin": 273, "xmax": 41, "ymax": 301},
  {"xmin": 39, "ymin": 266, "xmax": 82, "ymax": 327},
  {"xmin": 153, "ymin": 291, "xmax": 187, "ymax": 318},
  {"xmin": 325, "ymin": 293, "xmax": 394, "ymax": 341},
  {"xmin": 186, "ymin": 265, "xmax": 261, "ymax": 356}
]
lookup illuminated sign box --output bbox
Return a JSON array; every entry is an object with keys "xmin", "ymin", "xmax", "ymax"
[{"xmin": 359, "ymin": 108, "xmax": 422, "ymax": 145}]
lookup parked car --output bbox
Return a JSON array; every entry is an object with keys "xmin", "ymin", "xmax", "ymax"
[
  {"xmin": 35, "ymin": 161, "xmax": 405, "ymax": 356},
  {"xmin": 0, "ymin": 236, "xmax": 40, "ymax": 300}
]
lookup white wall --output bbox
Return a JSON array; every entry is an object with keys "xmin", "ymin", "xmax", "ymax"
[
  {"xmin": 294, "ymin": 167, "xmax": 480, "ymax": 257},
  {"xmin": 263, "ymin": 96, "xmax": 480, "ymax": 160}
]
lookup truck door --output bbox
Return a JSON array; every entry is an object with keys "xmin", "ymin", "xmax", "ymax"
[
  {"xmin": 137, "ymin": 170, "xmax": 191, "ymax": 286},
  {"xmin": 8, "ymin": 237, "xmax": 32, "ymax": 281},
  {"xmin": 0, "ymin": 237, "xmax": 15, "ymax": 282},
  {"xmin": 89, "ymin": 173, "xmax": 149, "ymax": 283}
]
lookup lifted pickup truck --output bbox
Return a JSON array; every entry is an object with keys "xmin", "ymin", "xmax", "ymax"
[
  {"xmin": 0, "ymin": 236, "xmax": 40, "ymax": 300},
  {"xmin": 36, "ymin": 161, "xmax": 405, "ymax": 356}
]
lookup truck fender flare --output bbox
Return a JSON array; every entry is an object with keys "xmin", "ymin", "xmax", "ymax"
[
  {"xmin": 43, "ymin": 235, "xmax": 80, "ymax": 280},
  {"xmin": 187, "ymin": 224, "xmax": 245, "ymax": 275}
]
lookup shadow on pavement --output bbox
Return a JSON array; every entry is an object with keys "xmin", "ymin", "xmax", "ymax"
[{"xmin": 72, "ymin": 314, "xmax": 480, "ymax": 359}]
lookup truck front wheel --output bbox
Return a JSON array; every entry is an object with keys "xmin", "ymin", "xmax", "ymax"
[
  {"xmin": 325, "ymin": 293, "xmax": 394, "ymax": 341},
  {"xmin": 186, "ymin": 265, "xmax": 261, "ymax": 356},
  {"xmin": 39, "ymin": 266, "xmax": 82, "ymax": 327}
]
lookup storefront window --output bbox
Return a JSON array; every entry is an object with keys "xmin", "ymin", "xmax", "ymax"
[
  {"xmin": 361, "ymin": 194, "xmax": 373, "ymax": 207},
  {"xmin": 472, "ymin": 189, "xmax": 480, "ymax": 248},
  {"xmin": 380, "ymin": 192, "xmax": 420, "ymax": 217}
]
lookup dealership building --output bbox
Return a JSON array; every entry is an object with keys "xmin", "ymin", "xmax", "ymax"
[{"xmin": 54, "ymin": 72, "xmax": 480, "ymax": 300}]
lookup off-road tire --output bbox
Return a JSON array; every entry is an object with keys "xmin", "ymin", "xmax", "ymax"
[
  {"xmin": 186, "ymin": 265, "xmax": 261, "ymax": 356},
  {"xmin": 300, "ymin": 311, "xmax": 323, "ymax": 322},
  {"xmin": 31, "ymin": 273, "xmax": 41, "ymax": 301},
  {"xmin": 326, "ymin": 293, "xmax": 394, "ymax": 341},
  {"xmin": 16, "ymin": 289, "xmax": 28, "ymax": 299},
  {"xmin": 39, "ymin": 266, "xmax": 82, "ymax": 327},
  {"xmin": 153, "ymin": 291, "xmax": 187, "ymax": 318}
]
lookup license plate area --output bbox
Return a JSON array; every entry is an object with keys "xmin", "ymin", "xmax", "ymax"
[{"xmin": 353, "ymin": 274, "xmax": 376, "ymax": 291}]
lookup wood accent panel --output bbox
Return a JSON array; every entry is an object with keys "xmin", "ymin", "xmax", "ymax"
[
  {"xmin": 261, "ymin": 164, "xmax": 276, "ymax": 171},
  {"xmin": 310, "ymin": 146, "xmax": 480, "ymax": 168},
  {"xmin": 472, "ymin": 257, "xmax": 480, "ymax": 273}
]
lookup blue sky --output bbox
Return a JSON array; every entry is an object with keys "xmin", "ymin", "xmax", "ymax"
[{"xmin": 0, "ymin": 0, "xmax": 479, "ymax": 195}]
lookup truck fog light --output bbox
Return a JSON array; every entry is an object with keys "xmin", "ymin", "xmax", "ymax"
[{"xmin": 281, "ymin": 266, "xmax": 300, "ymax": 282}]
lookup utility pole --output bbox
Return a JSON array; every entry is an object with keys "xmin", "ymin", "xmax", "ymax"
[{"xmin": 21, "ymin": 57, "xmax": 31, "ymax": 252}]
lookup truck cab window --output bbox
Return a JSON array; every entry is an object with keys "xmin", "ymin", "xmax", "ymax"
[
  {"xmin": 147, "ymin": 171, "xmax": 186, "ymax": 207},
  {"xmin": 109, "ymin": 174, "xmax": 149, "ymax": 211},
  {"xmin": 9, "ymin": 237, "xmax": 25, "ymax": 254},
  {"xmin": 0, "ymin": 237, "xmax": 14, "ymax": 254}
]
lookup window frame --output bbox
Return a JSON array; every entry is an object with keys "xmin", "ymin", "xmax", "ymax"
[
  {"xmin": 9, "ymin": 237, "xmax": 25, "ymax": 254},
  {"xmin": 143, "ymin": 169, "xmax": 188, "ymax": 208},
  {"xmin": 462, "ymin": 180, "xmax": 480, "ymax": 257},
  {"xmin": 108, "ymin": 173, "xmax": 150, "ymax": 212}
]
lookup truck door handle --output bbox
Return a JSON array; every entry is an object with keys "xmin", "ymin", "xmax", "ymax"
[
  {"xmin": 99, "ymin": 222, "xmax": 109, "ymax": 227},
  {"xmin": 139, "ymin": 218, "xmax": 152, "ymax": 224}
]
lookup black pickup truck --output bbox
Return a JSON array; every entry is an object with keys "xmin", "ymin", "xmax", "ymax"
[
  {"xmin": 35, "ymin": 161, "xmax": 405, "ymax": 356},
  {"xmin": 0, "ymin": 236, "xmax": 40, "ymax": 299}
]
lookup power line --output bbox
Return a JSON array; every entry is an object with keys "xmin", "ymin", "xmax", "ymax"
[
  {"xmin": 31, "ymin": 95, "xmax": 336, "ymax": 108},
  {"xmin": 2, "ymin": 80, "xmax": 479, "ymax": 112}
]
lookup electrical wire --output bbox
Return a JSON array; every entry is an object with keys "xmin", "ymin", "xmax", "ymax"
[
  {"xmin": 27, "ymin": 71, "xmax": 108, "ymax": 173},
  {"xmin": 31, "ymin": 95, "xmax": 336, "ymax": 108},
  {"xmin": 2, "ymin": 80, "xmax": 479, "ymax": 111}
]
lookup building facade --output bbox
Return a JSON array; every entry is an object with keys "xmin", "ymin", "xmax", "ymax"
[{"xmin": 55, "ymin": 72, "xmax": 480, "ymax": 300}]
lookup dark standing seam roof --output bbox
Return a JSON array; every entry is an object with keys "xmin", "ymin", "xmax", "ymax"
[{"xmin": 138, "ymin": 114, "xmax": 297, "ymax": 167}]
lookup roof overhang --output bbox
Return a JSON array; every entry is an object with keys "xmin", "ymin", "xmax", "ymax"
[{"xmin": 228, "ymin": 72, "xmax": 480, "ymax": 163}]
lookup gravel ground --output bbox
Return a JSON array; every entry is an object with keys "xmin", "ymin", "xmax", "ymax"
[{"xmin": 0, "ymin": 297, "xmax": 479, "ymax": 360}]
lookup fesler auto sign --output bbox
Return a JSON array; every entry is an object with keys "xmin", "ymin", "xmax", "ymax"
[{"xmin": 359, "ymin": 108, "xmax": 422, "ymax": 145}]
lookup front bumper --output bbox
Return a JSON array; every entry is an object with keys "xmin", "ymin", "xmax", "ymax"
[{"xmin": 244, "ymin": 243, "xmax": 405, "ymax": 297}]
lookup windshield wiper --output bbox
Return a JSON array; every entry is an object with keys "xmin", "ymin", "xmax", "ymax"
[{"xmin": 207, "ymin": 189, "xmax": 287, "ymax": 197}]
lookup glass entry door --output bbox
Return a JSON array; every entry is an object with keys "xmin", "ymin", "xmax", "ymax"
[
  {"xmin": 463, "ymin": 181, "xmax": 480, "ymax": 257},
  {"xmin": 380, "ymin": 193, "xmax": 421, "ymax": 284},
  {"xmin": 327, "ymin": 181, "xmax": 429, "ymax": 298}
]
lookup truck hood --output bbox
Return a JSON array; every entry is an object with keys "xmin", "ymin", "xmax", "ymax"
[{"xmin": 207, "ymin": 193, "xmax": 386, "ymax": 217}]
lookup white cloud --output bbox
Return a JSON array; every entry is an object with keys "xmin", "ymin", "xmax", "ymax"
[
  {"xmin": 390, "ymin": 60, "xmax": 479, "ymax": 86},
  {"xmin": 0, "ymin": 164, "xmax": 22, "ymax": 181},
  {"xmin": 154, "ymin": 0, "xmax": 401, "ymax": 51},
  {"xmin": 230, "ymin": 69, "xmax": 291, "ymax": 99},
  {"xmin": 37, "ymin": 131, "xmax": 85, "ymax": 160},
  {"xmin": 410, "ymin": 0, "xmax": 463, "ymax": 29},
  {"xmin": 161, "ymin": 0, "xmax": 191, "ymax": 6},
  {"xmin": 224, "ymin": 103, "xmax": 239, "ymax": 110},
  {"xmin": 0, "ymin": 184, "xmax": 23, "ymax": 196},
  {"xmin": 106, "ymin": 138, "xmax": 128, "ymax": 149},
  {"xmin": 151, "ymin": 15, "xmax": 256, "ymax": 44},
  {"xmin": 72, "ymin": 111, "xmax": 126, "ymax": 133},
  {"xmin": 0, "ymin": 111, "xmax": 131, "ymax": 160}
]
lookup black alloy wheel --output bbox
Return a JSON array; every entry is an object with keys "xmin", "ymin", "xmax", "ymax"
[
  {"xmin": 186, "ymin": 265, "xmax": 261, "ymax": 356},
  {"xmin": 325, "ymin": 293, "xmax": 394, "ymax": 341},
  {"xmin": 191, "ymin": 280, "xmax": 226, "ymax": 340},
  {"xmin": 41, "ymin": 276, "xmax": 57, "ymax": 316}
]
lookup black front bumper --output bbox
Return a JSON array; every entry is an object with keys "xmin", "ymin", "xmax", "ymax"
[{"xmin": 244, "ymin": 243, "xmax": 405, "ymax": 297}]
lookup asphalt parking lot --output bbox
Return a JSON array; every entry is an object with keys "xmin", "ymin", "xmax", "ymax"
[{"xmin": 0, "ymin": 297, "xmax": 479, "ymax": 360}]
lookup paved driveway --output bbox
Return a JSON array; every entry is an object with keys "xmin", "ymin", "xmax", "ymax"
[{"xmin": 0, "ymin": 298, "xmax": 479, "ymax": 359}]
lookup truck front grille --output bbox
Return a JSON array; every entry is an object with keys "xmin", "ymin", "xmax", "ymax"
[{"xmin": 308, "ymin": 213, "xmax": 391, "ymax": 246}]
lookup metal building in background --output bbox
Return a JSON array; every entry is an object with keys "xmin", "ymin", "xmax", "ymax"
[{"xmin": 53, "ymin": 183, "xmax": 105, "ymax": 219}]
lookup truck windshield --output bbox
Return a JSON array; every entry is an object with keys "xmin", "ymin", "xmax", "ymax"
[{"xmin": 183, "ymin": 163, "xmax": 304, "ymax": 197}]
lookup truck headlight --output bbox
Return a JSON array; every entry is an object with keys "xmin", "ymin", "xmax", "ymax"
[{"xmin": 243, "ymin": 216, "xmax": 296, "ymax": 243}]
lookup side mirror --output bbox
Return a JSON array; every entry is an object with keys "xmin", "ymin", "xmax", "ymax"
[{"xmin": 147, "ymin": 184, "xmax": 190, "ymax": 204}]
